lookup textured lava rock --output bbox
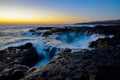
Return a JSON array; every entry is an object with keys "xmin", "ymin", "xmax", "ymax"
[
  {"xmin": 1, "ymin": 25, "xmax": 120, "ymax": 80},
  {"xmin": 0, "ymin": 43, "xmax": 42, "ymax": 80},
  {"xmin": 23, "ymin": 46, "xmax": 120, "ymax": 80}
]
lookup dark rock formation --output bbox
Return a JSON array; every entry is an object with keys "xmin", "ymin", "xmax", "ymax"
[
  {"xmin": 0, "ymin": 43, "xmax": 42, "ymax": 80},
  {"xmin": 89, "ymin": 37, "xmax": 114, "ymax": 48},
  {"xmin": 23, "ymin": 25, "xmax": 120, "ymax": 80},
  {"xmin": 74, "ymin": 19, "xmax": 120, "ymax": 25},
  {"xmin": 92, "ymin": 25, "xmax": 120, "ymax": 35},
  {"xmin": 1, "ymin": 25, "xmax": 120, "ymax": 80},
  {"xmin": 24, "ymin": 46, "xmax": 120, "ymax": 80},
  {"xmin": 29, "ymin": 27, "xmax": 92, "ymax": 37},
  {"xmin": 0, "ymin": 64, "xmax": 29, "ymax": 80},
  {"xmin": 0, "ymin": 43, "xmax": 41, "ymax": 67},
  {"xmin": 89, "ymin": 36, "xmax": 120, "ymax": 49},
  {"xmin": 29, "ymin": 25, "xmax": 120, "ymax": 37}
]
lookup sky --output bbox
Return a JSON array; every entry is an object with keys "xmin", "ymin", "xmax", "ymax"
[{"xmin": 0, "ymin": 0, "xmax": 120, "ymax": 24}]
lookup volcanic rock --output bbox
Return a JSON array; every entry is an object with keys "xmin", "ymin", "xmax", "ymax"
[
  {"xmin": 23, "ymin": 46, "xmax": 120, "ymax": 80},
  {"xmin": 1, "ymin": 25, "xmax": 120, "ymax": 80},
  {"xmin": 0, "ymin": 43, "xmax": 43, "ymax": 79}
]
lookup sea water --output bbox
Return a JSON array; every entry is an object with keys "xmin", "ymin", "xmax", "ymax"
[{"xmin": 0, "ymin": 24, "xmax": 104, "ymax": 66}]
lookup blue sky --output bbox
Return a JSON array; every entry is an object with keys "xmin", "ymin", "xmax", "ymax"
[{"xmin": 0, "ymin": 0, "xmax": 120, "ymax": 24}]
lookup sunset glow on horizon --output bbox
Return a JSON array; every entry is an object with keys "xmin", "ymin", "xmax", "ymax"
[{"xmin": 0, "ymin": 0, "xmax": 120, "ymax": 24}]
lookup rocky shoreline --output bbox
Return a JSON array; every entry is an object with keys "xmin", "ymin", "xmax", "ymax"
[{"xmin": 0, "ymin": 25, "xmax": 120, "ymax": 80}]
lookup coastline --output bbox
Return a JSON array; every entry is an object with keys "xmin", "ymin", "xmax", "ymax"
[{"xmin": 0, "ymin": 25, "xmax": 120, "ymax": 80}]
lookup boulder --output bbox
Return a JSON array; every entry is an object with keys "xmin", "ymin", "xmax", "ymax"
[
  {"xmin": 89, "ymin": 37, "xmax": 114, "ymax": 48},
  {"xmin": 0, "ymin": 64, "xmax": 29, "ymax": 80},
  {"xmin": 0, "ymin": 43, "xmax": 42, "ymax": 67}
]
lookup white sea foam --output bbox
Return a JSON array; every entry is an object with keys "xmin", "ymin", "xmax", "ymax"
[
  {"xmin": 0, "ymin": 24, "xmax": 108, "ymax": 66},
  {"xmin": 33, "ymin": 32, "xmax": 105, "ymax": 66}
]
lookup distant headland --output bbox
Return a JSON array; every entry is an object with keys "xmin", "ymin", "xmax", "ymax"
[{"xmin": 74, "ymin": 19, "xmax": 120, "ymax": 25}]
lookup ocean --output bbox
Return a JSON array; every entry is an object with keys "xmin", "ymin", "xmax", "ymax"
[
  {"xmin": 0, "ymin": 24, "xmax": 104, "ymax": 66},
  {"xmin": 0, "ymin": 24, "xmax": 95, "ymax": 50}
]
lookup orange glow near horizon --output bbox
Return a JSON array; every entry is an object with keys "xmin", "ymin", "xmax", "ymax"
[
  {"xmin": 0, "ymin": 0, "xmax": 119, "ymax": 24},
  {"xmin": 0, "ymin": 5, "xmax": 89, "ymax": 24},
  {"xmin": 0, "ymin": 16, "xmax": 88, "ymax": 24},
  {"xmin": 0, "ymin": 18, "xmax": 88, "ymax": 24}
]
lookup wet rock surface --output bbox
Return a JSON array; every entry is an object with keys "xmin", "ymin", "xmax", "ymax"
[
  {"xmin": 0, "ymin": 43, "xmax": 42, "ymax": 67},
  {"xmin": 29, "ymin": 27, "xmax": 93, "ymax": 36},
  {"xmin": 92, "ymin": 25, "xmax": 120, "ymax": 35},
  {"xmin": 89, "ymin": 26, "xmax": 120, "ymax": 48},
  {"xmin": 24, "ymin": 47, "xmax": 120, "ymax": 80},
  {"xmin": 0, "ymin": 43, "xmax": 42, "ymax": 80},
  {"xmin": 0, "ymin": 25, "xmax": 120, "ymax": 80}
]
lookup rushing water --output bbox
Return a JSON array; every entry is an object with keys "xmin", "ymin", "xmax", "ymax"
[{"xmin": 0, "ymin": 24, "xmax": 105, "ymax": 66}]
